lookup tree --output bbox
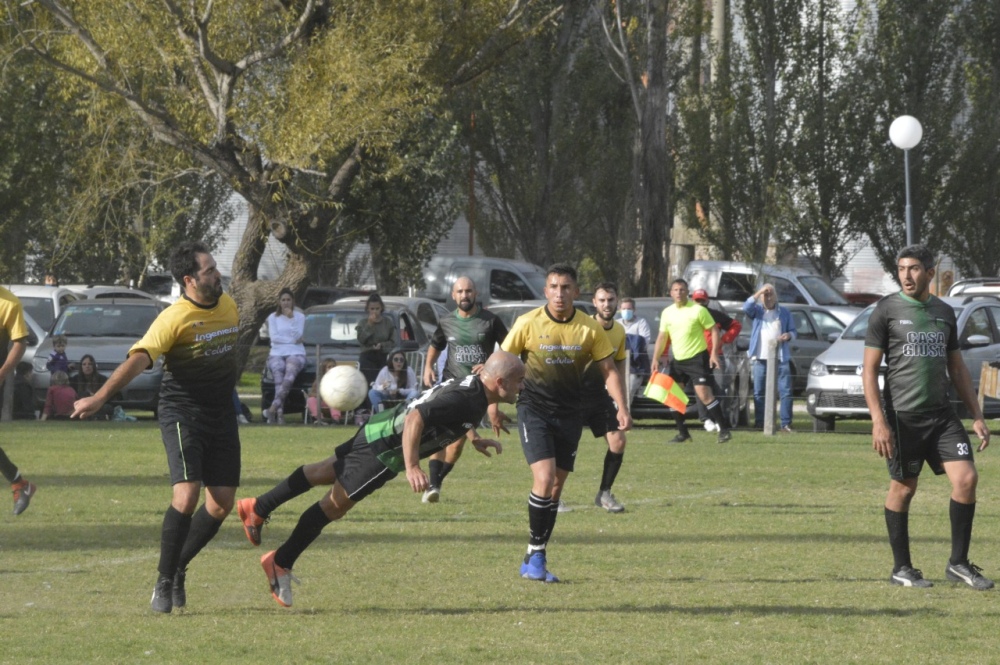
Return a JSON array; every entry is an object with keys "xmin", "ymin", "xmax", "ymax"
[{"xmin": 6, "ymin": 0, "xmax": 555, "ymax": 369}]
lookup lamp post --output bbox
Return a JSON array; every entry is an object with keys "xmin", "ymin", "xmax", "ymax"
[{"xmin": 889, "ymin": 115, "xmax": 923, "ymax": 246}]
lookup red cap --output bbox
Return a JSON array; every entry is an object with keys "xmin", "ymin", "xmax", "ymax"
[{"xmin": 691, "ymin": 289, "xmax": 709, "ymax": 303}]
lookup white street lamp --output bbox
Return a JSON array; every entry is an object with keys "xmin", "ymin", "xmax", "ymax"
[{"xmin": 889, "ymin": 115, "xmax": 923, "ymax": 246}]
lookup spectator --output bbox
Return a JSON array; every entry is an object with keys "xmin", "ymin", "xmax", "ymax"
[
  {"xmin": 264, "ymin": 288, "xmax": 306, "ymax": 425},
  {"xmin": 356, "ymin": 293, "xmax": 397, "ymax": 385},
  {"xmin": 368, "ymin": 350, "xmax": 418, "ymax": 413},
  {"xmin": 618, "ymin": 297, "xmax": 652, "ymax": 402},
  {"xmin": 42, "ymin": 370, "xmax": 77, "ymax": 420},
  {"xmin": 46, "ymin": 334, "xmax": 75, "ymax": 374},
  {"xmin": 307, "ymin": 358, "xmax": 343, "ymax": 425},
  {"xmin": 71, "ymin": 354, "xmax": 113, "ymax": 420},
  {"xmin": 743, "ymin": 284, "xmax": 796, "ymax": 432}
]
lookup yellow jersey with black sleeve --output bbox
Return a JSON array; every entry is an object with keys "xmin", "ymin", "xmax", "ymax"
[
  {"xmin": 658, "ymin": 301, "xmax": 716, "ymax": 361},
  {"xmin": 128, "ymin": 293, "xmax": 240, "ymax": 416},
  {"xmin": 502, "ymin": 305, "xmax": 614, "ymax": 413},
  {"xmin": 0, "ymin": 286, "xmax": 29, "ymax": 351}
]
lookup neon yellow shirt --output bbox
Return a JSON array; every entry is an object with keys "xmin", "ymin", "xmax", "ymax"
[{"xmin": 658, "ymin": 301, "xmax": 715, "ymax": 361}]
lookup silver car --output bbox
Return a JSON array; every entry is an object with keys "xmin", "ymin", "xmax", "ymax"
[
  {"xmin": 30, "ymin": 299, "xmax": 168, "ymax": 412},
  {"xmin": 806, "ymin": 296, "xmax": 1000, "ymax": 431}
]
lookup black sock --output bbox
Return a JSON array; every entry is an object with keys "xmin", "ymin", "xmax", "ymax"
[
  {"xmin": 884, "ymin": 507, "xmax": 911, "ymax": 572},
  {"xmin": 706, "ymin": 401, "xmax": 727, "ymax": 431},
  {"xmin": 0, "ymin": 448, "xmax": 19, "ymax": 484},
  {"xmin": 428, "ymin": 459, "xmax": 444, "ymax": 488},
  {"xmin": 274, "ymin": 502, "xmax": 333, "ymax": 570},
  {"xmin": 527, "ymin": 492, "xmax": 552, "ymax": 551},
  {"xmin": 600, "ymin": 451, "xmax": 624, "ymax": 492},
  {"xmin": 158, "ymin": 506, "xmax": 193, "ymax": 577},
  {"xmin": 256, "ymin": 466, "xmax": 313, "ymax": 516},
  {"xmin": 438, "ymin": 462, "xmax": 455, "ymax": 487},
  {"xmin": 949, "ymin": 499, "xmax": 976, "ymax": 566},
  {"xmin": 176, "ymin": 504, "xmax": 223, "ymax": 571},
  {"xmin": 673, "ymin": 411, "xmax": 689, "ymax": 436}
]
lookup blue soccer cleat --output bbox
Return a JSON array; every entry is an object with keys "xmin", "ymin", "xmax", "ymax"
[{"xmin": 520, "ymin": 551, "xmax": 559, "ymax": 583}]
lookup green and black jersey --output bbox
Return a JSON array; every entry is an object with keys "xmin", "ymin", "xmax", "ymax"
[
  {"xmin": 364, "ymin": 374, "xmax": 489, "ymax": 473},
  {"xmin": 865, "ymin": 292, "xmax": 959, "ymax": 413},
  {"xmin": 429, "ymin": 308, "xmax": 508, "ymax": 381},
  {"xmin": 129, "ymin": 293, "xmax": 241, "ymax": 418},
  {"xmin": 501, "ymin": 305, "xmax": 614, "ymax": 414}
]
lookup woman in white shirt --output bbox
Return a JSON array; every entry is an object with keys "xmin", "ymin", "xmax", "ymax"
[
  {"xmin": 367, "ymin": 350, "xmax": 419, "ymax": 413},
  {"xmin": 265, "ymin": 288, "xmax": 307, "ymax": 424}
]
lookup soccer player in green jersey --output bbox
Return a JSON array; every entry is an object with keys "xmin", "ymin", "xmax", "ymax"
[{"xmin": 863, "ymin": 244, "xmax": 992, "ymax": 590}]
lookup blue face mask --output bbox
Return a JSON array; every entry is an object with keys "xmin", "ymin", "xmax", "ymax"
[{"xmin": 621, "ymin": 309, "xmax": 635, "ymax": 321}]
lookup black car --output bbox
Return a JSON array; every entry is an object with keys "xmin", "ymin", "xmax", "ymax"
[{"xmin": 259, "ymin": 300, "xmax": 430, "ymax": 417}]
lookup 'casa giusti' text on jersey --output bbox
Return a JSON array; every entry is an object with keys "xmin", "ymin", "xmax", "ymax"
[{"xmin": 865, "ymin": 292, "xmax": 959, "ymax": 413}]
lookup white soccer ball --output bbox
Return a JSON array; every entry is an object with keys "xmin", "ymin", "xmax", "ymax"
[{"xmin": 319, "ymin": 365, "xmax": 368, "ymax": 412}]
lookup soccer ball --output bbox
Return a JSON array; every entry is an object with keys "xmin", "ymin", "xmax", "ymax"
[{"xmin": 319, "ymin": 365, "xmax": 368, "ymax": 412}]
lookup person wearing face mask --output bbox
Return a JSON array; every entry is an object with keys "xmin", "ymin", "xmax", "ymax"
[{"xmin": 617, "ymin": 298, "xmax": 652, "ymax": 403}]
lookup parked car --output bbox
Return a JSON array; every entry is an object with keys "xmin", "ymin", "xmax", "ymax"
[
  {"xmin": 682, "ymin": 260, "xmax": 861, "ymax": 326},
  {"xmin": 333, "ymin": 295, "xmax": 450, "ymax": 339},
  {"xmin": 6, "ymin": 285, "xmax": 82, "ymax": 331},
  {"xmin": 733, "ymin": 303, "xmax": 846, "ymax": 396},
  {"xmin": 805, "ymin": 296, "xmax": 1000, "ymax": 431},
  {"xmin": 947, "ymin": 277, "xmax": 1000, "ymax": 298},
  {"xmin": 488, "ymin": 299, "xmax": 597, "ymax": 330},
  {"xmin": 416, "ymin": 255, "xmax": 549, "ymax": 309},
  {"xmin": 29, "ymin": 299, "xmax": 169, "ymax": 412},
  {"xmin": 65, "ymin": 285, "xmax": 158, "ymax": 300},
  {"xmin": 260, "ymin": 299, "xmax": 431, "ymax": 417},
  {"xmin": 12, "ymin": 310, "xmax": 47, "ymax": 373},
  {"xmin": 624, "ymin": 297, "xmax": 750, "ymax": 427}
]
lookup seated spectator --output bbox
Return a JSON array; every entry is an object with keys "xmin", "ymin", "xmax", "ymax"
[
  {"xmin": 368, "ymin": 350, "xmax": 418, "ymax": 413},
  {"xmin": 70, "ymin": 354, "xmax": 114, "ymax": 420},
  {"xmin": 46, "ymin": 334, "xmax": 75, "ymax": 374},
  {"xmin": 307, "ymin": 358, "xmax": 343, "ymax": 425},
  {"xmin": 42, "ymin": 371, "xmax": 77, "ymax": 420},
  {"xmin": 265, "ymin": 288, "xmax": 307, "ymax": 425}
]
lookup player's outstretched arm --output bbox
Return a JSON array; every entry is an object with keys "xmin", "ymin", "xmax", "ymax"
[
  {"xmin": 72, "ymin": 352, "xmax": 151, "ymax": 420},
  {"xmin": 401, "ymin": 409, "xmax": 429, "ymax": 493}
]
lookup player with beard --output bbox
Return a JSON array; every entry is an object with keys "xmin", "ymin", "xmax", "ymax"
[
  {"xmin": 73, "ymin": 241, "xmax": 242, "ymax": 613},
  {"xmin": 580, "ymin": 282, "xmax": 629, "ymax": 513},
  {"xmin": 863, "ymin": 244, "xmax": 992, "ymax": 590},
  {"xmin": 419, "ymin": 277, "xmax": 509, "ymax": 503}
]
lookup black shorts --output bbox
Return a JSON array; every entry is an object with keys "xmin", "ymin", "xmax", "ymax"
[
  {"xmin": 333, "ymin": 430, "xmax": 398, "ymax": 502},
  {"xmin": 583, "ymin": 393, "xmax": 620, "ymax": 438},
  {"xmin": 886, "ymin": 408, "xmax": 974, "ymax": 480},
  {"xmin": 669, "ymin": 351, "xmax": 714, "ymax": 387},
  {"xmin": 517, "ymin": 403, "xmax": 584, "ymax": 472},
  {"xmin": 160, "ymin": 417, "xmax": 241, "ymax": 487}
]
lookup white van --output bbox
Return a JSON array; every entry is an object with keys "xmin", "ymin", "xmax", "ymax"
[
  {"xmin": 417, "ymin": 255, "xmax": 548, "ymax": 309},
  {"xmin": 682, "ymin": 260, "xmax": 861, "ymax": 325}
]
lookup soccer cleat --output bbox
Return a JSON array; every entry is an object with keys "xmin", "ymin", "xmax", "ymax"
[
  {"xmin": 150, "ymin": 574, "xmax": 173, "ymax": 613},
  {"xmin": 261, "ymin": 550, "xmax": 299, "ymax": 607},
  {"xmin": 421, "ymin": 487, "xmax": 440, "ymax": 504},
  {"xmin": 669, "ymin": 432, "xmax": 691, "ymax": 444},
  {"xmin": 172, "ymin": 568, "xmax": 187, "ymax": 608},
  {"xmin": 12, "ymin": 480, "xmax": 36, "ymax": 516},
  {"xmin": 556, "ymin": 499, "xmax": 572, "ymax": 513},
  {"xmin": 946, "ymin": 561, "xmax": 995, "ymax": 590},
  {"xmin": 237, "ymin": 497, "xmax": 267, "ymax": 547},
  {"xmin": 703, "ymin": 419, "xmax": 718, "ymax": 433},
  {"xmin": 595, "ymin": 489, "xmax": 625, "ymax": 513},
  {"xmin": 520, "ymin": 551, "xmax": 559, "ymax": 583},
  {"xmin": 717, "ymin": 430, "xmax": 732, "ymax": 444},
  {"xmin": 890, "ymin": 565, "xmax": 933, "ymax": 588}
]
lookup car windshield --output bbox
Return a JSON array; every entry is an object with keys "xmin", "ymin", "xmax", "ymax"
[
  {"xmin": 798, "ymin": 275, "xmax": 849, "ymax": 306},
  {"xmin": 54, "ymin": 304, "xmax": 159, "ymax": 337},
  {"xmin": 303, "ymin": 309, "xmax": 366, "ymax": 346},
  {"xmin": 18, "ymin": 297, "xmax": 54, "ymax": 330}
]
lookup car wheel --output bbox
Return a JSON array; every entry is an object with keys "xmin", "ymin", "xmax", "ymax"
[{"xmin": 812, "ymin": 416, "xmax": 835, "ymax": 432}]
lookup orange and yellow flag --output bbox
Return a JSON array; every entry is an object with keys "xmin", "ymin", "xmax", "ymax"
[{"xmin": 643, "ymin": 370, "xmax": 689, "ymax": 412}]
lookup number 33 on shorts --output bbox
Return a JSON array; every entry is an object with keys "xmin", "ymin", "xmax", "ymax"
[{"xmin": 957, "ymin": 442, "xmax": 970, "ymax": 456}]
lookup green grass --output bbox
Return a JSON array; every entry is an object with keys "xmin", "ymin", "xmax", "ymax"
[{"xmin": 3, "ymin": 415, "xmax": 999, "ymax": 664}]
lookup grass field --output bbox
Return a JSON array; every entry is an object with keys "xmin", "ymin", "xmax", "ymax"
[{"xmin": 2, "ymin": 415, "xmax": 999, "ymax": 664}]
